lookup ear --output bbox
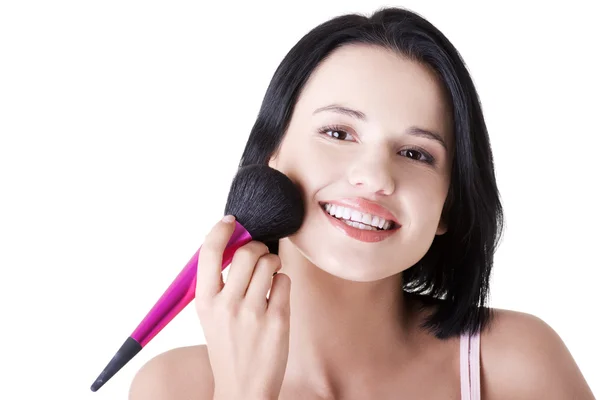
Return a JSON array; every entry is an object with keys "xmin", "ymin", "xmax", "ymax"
[
  {"xmin": 436, "ymin": 217, "xmax": 447, "ymax": 235},
  {"xmin": 268, "ymin": 153, "xmax": 279, "ymax": 169},
  {"xmin": 437, "ymin": 187, "xmax": 452, "ymax": 235}
]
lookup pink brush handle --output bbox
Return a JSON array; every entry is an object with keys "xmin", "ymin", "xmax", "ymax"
[{"xmin": 130, "ymin": 221, "xmax": 252, "ymax": 347}]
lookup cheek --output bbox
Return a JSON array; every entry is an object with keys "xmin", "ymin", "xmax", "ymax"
[
  {"xmin": 413, "ymin": 178, "xmax": 447, "ymax": 204},
  {"xmin": 405, "ymin": 178, "xmax": 449, "ymax": 227},
  {"xmin": 279, "ymin": 139, "xmax": 342, "ymax": 187}
]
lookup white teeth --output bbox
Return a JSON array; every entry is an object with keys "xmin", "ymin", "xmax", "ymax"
[
  {"xmin": 322, "ymin": 203, "xmax": 395, "ymax": 230},
  {"xmin": 372, "ymin": 216, "xmax": 380, "ymax": 227},
  {"xmin": 350, "ymin": 209, "xmax": 362, "ymax": 222},
  {"xmin": 361, "ymin": 213, "xmax": 372, "ymax": 225},
  {"xmin": 342, "ymin": 207, "xmax": 352, "ymax": 220},
  {"xmin": 343, "ymin": 220, "xmax": 377, "ymax": 230}
]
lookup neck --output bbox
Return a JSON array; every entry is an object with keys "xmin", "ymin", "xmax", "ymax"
[{"xmin": 276, "ymin": 238, "xmax": 421, "ymax": 393}]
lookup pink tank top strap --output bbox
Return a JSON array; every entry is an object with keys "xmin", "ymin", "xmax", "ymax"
[{"xmin": 459, "ymin": 329, "xmax": 481, "ymax": 399}]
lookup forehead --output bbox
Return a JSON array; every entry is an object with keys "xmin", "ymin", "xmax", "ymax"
[{"xmin": 295, "ymin": 44, "xmax": 452, "ymax": 134}]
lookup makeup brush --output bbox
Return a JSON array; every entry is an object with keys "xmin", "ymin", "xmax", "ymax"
[{"xmin": 90, "ymin": 164, "xmax": 304, "ymax": 392}]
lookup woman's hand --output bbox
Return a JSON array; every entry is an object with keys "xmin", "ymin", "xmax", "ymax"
[{"xmin": 195, "ymin": 215, "xmax": 291, "ymax": 400}]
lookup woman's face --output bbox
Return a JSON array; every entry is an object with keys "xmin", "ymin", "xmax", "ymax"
[{"xmin": 269, "ymin": 44, "xmax": 454, "ymax": 282}]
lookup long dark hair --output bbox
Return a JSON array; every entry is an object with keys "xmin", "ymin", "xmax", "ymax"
[{"xmin": 238, "ymin": 6, "xmax": 504, "ymax": 340}]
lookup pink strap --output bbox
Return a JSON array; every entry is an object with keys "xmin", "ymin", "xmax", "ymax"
[
  {"xmin": 460, "ymin": 331, "xmax": 481, "ymax": 399},
  {"xmin": 469, "ymin": 332, "xmax": 481, "ymax": 399}
]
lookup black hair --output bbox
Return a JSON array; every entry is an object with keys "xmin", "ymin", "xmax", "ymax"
[{"xmin": 238, "ymin": 6, "xmax": 504, "ymax": 339}]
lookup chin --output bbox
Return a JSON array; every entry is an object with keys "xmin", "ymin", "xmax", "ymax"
[
  {"xmin": 284, "ymin": 206, "xmax": 435, "ymax": 282},
  {"xmin": 323, "ymin": 266, "xmax": 397, "ymax": 283},
  {"xmin": 288, "ymin": 234, "xmax": 406, "ymax": 282},
  {"xmin": 326, "ymin": 254, "xmax": 410, "ymax": 282}
]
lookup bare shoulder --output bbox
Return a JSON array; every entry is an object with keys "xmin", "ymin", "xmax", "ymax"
[
  {"xmin": 480, "ymin": 308, "xmax": 595, "ymax": 399},
  {"xmin": 128, "ymin": 344, "xmax": 213, "ymax": 400}
]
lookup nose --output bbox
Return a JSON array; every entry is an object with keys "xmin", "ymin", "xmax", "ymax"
[{"xmin": 347, "ymin": 150, "xmax": 395, "ymax": 196}]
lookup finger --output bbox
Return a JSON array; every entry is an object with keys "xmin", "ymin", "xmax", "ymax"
[
  {"xmin": 220, "ymin": 241, "xmax": 270, "ymax": 301},
  {"xmin": 266, "ymin": 272, "xmax": 291, "ymax": 317},
  {"xmin": 196, "ymin": 215, "xmax": 237, "ymax": 301},
  {"xmin": 244, "ymin": 253, "xmax": 281, "ymax": 309}
]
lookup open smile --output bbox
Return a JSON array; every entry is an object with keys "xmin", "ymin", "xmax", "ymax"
[{"xmin": 319, "ymin": 201, "xmax": 401, "ymax": 243}]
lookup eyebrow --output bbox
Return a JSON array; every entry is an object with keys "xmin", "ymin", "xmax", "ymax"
[{"xmin": 313, "ymin": 104, "xmax": 448, "ymax": 151}]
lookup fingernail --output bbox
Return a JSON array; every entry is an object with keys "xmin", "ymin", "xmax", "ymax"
[{"xmin": 222, "ymin": 215, "xmax": 235, "ymax": 223}]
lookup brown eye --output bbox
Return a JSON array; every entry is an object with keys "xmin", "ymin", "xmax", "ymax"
[
  {"xmin": 398, "ymin": 148, "xmax": 435, "ymax": 165},
  {"xmin": 327, "ymin": 130, "xmax": 351, "ymax": 140},
  {"xmin": 404, "ymin": 149, "xmax": 422, "ymax": 160},
  {"xmin": 318, "ymin": 125, "xmax": 355, "ymax": 141}
]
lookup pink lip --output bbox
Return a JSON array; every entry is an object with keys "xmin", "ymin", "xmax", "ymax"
[
  {"xmin": 319, "ymin": 205, "xmax": 400, "ymax": 243},
  {"xmin": 320, "ymin": 197, "xmax": 399, "ymax": 225}
]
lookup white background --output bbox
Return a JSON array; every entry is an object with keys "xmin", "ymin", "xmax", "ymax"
[{"xmin": 1, "ymin": 1, "xmax": 598, "ymax": 398}]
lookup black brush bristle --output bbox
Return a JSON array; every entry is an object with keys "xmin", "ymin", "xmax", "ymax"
[{"xmin": 224, "ymin": 165, "xmax": 304, "ymax": 242}]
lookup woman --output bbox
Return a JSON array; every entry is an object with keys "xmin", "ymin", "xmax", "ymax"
[{"xmin": 129, "ymin": 7, "xmax": 595, "ymax": 399}]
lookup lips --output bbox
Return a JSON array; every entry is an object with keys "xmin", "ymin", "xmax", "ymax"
[
  {"xmin": 318, "ymin": 197, "xmax": 400, "ymax": 226},
  {"xmin": 318, "ymin": 197, "xmax": 401, "ymax": 243}
]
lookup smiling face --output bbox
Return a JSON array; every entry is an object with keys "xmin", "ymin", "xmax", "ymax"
[{"xmin": 269, "ymin": 44, "xmax": 455, "ymax": 282}]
